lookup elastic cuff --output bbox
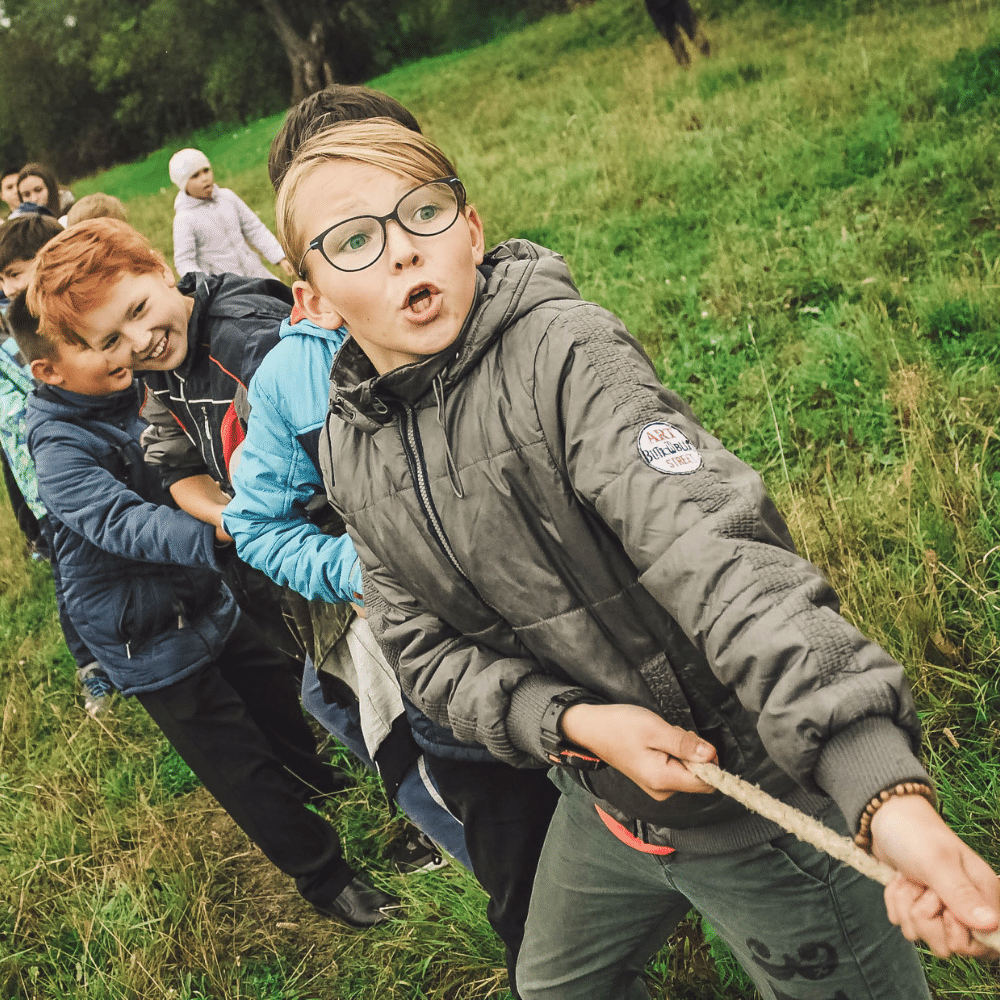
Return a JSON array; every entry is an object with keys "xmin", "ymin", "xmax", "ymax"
[
  {"xmin": 506, "ymin": 675, "xmax": 598, "ymax": 761},
  {"xmin": 814, "ymin": 716, "xmax": 932, "ymax": 832}
]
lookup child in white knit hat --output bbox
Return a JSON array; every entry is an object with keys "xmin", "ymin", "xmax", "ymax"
[{"xmin": 168, "ymin": 148, "xmax": 294, "ymax": 281}]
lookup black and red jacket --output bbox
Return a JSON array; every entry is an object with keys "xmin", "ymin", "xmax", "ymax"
[{"xmin": 139, "ymin": 271, "xmax": 292, "ymax": 489}]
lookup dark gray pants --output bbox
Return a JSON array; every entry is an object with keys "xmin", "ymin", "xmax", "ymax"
[{"xmin": 517, "ymin": 773, "xmax": 930, "ymax": 1000}]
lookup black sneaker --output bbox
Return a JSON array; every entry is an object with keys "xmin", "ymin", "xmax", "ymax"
[
  {"xmin": 313, "ymin": 877, "xmax": 401, "ymax": 928},
  {"xmin": 391, "ymin": 829, "xmax": 449, "ymax": 874}
]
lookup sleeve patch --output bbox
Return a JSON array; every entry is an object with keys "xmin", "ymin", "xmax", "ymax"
[{"xmin": 638, "ymin": 422, "xmax": 703, "ymax": 475}]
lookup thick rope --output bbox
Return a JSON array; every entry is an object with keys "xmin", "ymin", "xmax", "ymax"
[{"xmin": 685, "ymin": 760, "xmax": 1000, "ymax": 951}]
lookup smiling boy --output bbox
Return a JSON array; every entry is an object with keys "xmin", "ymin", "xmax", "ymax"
[
  {"xmin": 12, "ymin": 272, "xmax": 397, "ymax": 927},
  {"xmin": 23, "ymin": 220, "xmax": 413, "ymax": 927},
  {"xmin": 28, "ymin": 215, "xmax": 362, "ymax": 694},
  {"xmin": 277, "ymin": 120, "xmax": 1000, "ymax": 998}
]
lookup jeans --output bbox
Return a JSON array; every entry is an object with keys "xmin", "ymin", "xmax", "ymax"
[
  {"xmin": 517, "ymin": 773, "xmax": 931, "ymax": 1000},
  {"xmin": 301, "ymin": 663, "xmax": 472, "ymax": 871}
]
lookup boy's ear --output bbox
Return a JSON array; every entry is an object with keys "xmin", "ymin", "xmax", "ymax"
[
  {"xmin": 160, "ymin": 263, "xmax": 178, "ymax": 288},
  {"xmin": 293, "ymin": 279, "xmax": 345, "ymax": 331},
  {"xmin": 464, "ymin": 205, "xmax": 486, "ymax": 267},
  {"xmin": 31, "ymin": 355, "xmax": 63, "ymax": 386}
]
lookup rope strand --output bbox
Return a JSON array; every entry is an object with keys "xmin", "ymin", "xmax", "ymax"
[{"xmin": 684, "ymin": 759, "xmax": 1000, "ymax": 951}]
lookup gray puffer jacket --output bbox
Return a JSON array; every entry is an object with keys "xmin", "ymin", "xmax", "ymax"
[{"xmin": 320, "ymin": 239, "xmax": 929, "ymax": 852}]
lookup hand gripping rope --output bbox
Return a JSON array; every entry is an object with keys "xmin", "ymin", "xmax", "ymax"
[{"xmin": 683, "ymin": 760, "xmax": 1000, "ymax": 952}]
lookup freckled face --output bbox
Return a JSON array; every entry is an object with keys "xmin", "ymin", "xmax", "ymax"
[{"xmin": 71, "ymin": 266, "xmax": 195, "ymax": 374}]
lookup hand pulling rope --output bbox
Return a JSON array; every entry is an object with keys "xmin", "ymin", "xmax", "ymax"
[{"xmin": 684, "ymin": 759, "xmax": 1000, "ymax": 951}]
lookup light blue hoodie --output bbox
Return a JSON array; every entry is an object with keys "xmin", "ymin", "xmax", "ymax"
[{"xmin": 223, "ymin": 316, "xmax": 360, "ymax": 603}]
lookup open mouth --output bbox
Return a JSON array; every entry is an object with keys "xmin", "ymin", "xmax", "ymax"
[{"xmin": 407, "ymin": 287, "xmax": 433, "ymax": 313}]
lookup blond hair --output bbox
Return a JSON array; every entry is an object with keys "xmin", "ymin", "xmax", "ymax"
[
  {"xmin": 65, "ymin": 192, "xmax": 128, "ymax": 226},
  {"xmin": 275, "ymin": 118, "xmax": 460, "ymax": 277}
]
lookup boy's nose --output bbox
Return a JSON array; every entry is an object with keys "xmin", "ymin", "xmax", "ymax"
[
  {"xmin": 386, "ymin": 222, "xmax": 421, "ymax": 270},
  {"xmin": 122, "ymin": 326, "xmax": 154, "ymax": 356}
]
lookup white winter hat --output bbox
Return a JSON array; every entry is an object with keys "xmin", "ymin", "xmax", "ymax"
[{"xmin": 169, "ymin": 148, "xmax": 211, "ymax": 189}]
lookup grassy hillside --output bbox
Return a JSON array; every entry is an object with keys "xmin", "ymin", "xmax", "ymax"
[{"xmin": 3, "ymin": 0, "xmax": 1000, "ymax": 997}]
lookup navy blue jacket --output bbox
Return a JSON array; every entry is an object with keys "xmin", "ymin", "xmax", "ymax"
[{"xmin": 25, "ymin": 383, "xmax": 237, "ymax": 695}]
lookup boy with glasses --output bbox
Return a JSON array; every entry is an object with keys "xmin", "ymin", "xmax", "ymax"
[
  {"xmin": 224, "ymin": 86, "xmax": 557, "ymax": 992},
  {"xmin": 277, "ymin": 118, "xmax": 999, "ymax": 998}
]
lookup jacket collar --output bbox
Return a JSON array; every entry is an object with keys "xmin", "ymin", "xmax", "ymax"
[
  {"xmin": 173, "ymin": 271, "xmax": 227, "ymax": 378},
  {"xmin": 280, "ymin": 314, "xmax": 347, "ymax": 345},
  {"xmin": 34, "ymin": 381, "xmax": 141, "ymax": 422}
]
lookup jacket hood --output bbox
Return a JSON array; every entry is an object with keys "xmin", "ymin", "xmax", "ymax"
[
  {"xmin": 173, "ymin": 184, "xmax": 220, "ymax": 212},
  {"xmin": 26, "ymin": 382, "xmax": 140, "ymax": 439},
  {"xmin": 329, "ymin": 239, "xmax": 579, "ymax": 430}
]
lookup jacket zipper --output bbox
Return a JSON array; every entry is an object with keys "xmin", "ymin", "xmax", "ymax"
[
  {"xmin": 172, "ymin": 373, "xmax": 223, "ymax": 482},
  {"xmin": 202, "ymin": 411, "xmax": 221, "ymax": 481},
  {"xmin": 401, "ymin": 405, "xmax": 469, "ymax": 581},
  {"xmin": 398, "ymin": 406, "xmax": 505, "ymax": 621}
]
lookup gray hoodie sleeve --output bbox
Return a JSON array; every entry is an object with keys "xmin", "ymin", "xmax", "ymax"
[
  {"xmin": 362, "ymin": 550, "xmax": 578, "ymax": 766},
  {"xmin": 534, "ymin": 305, "xmax": 928, "ymax": 829}
]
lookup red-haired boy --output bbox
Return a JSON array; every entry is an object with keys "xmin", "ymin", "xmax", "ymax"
[{"xmin": 22, "ymin": 221, "xmax": 397, "ymax": 927}]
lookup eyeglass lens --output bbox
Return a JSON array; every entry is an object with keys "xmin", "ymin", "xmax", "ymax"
[{"xmin": 321, "ymin": 180, "xmax": 461, "ymax": 272}]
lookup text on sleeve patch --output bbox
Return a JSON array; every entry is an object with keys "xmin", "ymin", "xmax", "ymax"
[{"xmin": 637, "ymin": 422, "xmax": 703, "ymax": 475}]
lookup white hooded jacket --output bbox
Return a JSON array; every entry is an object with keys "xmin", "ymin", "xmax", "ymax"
[{"xmin": 172, "ymin": 185, "xmax": 284, "ymax": 280}]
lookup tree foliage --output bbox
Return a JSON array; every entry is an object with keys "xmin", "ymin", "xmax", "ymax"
[{"xmin": 0, "ymin": 0, "xmax": 575, "ymax": 180}]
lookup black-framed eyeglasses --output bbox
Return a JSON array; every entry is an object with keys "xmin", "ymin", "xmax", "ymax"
[{"xmin": 298, "ymin": 176, "xmax": 466, "ymax": 276}]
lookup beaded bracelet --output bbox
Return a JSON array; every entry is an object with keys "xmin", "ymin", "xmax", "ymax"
[{"xmin": 854, "ymin": 781, "xmax": 936, "ymax": 853}]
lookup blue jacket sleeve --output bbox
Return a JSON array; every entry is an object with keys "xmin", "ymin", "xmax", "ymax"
[
  {"xmin": 34, "ymin": 427, "xmax": 221, "ymax": 570},
  {"xmin": 223, "ymin": 352, "xmax": 360, "ymax": 603}
]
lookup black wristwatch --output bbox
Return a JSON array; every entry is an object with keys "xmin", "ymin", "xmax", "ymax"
[{"xmin": 539, "ymin": 692, "xmax": 607, "ymax": 771}]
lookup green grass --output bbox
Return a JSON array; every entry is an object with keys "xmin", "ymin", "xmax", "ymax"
[{"xmin": 4, "ymin": 0, "xmax": 1000, "ymax": 996}]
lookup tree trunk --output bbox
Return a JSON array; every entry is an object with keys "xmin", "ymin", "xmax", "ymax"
[{"xmin": 259, "ymin": 0, "xmax": 335, "ymax": 105}]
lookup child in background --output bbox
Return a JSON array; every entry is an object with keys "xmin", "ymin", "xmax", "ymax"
[
  {"xmin": 278, "ymin": 120, "xmax": 1000, "ymax": 998},
  {"xmin": 16, "ymin": 255, "xmax": 399, "ymax": 928},
  {"xmin": 16, "ymin": 163, "xmax": 61, "ymax": 218},
  {"xmin": 267, "ymin": 84, "xmax": 422, "ymax": 191},
  {"xmin": 225, "ymin": 84, "xmax": 481, "ymax": 880},
  {"xmin": 169, "ymin": 148, "xmax": 294, "ymax": 281},
  {"xmin": 1, "ymin": 167, "xmax": 20, "ymax": 215},
  {"xmin": 229, "ymin": 90, "xmax": 561, "ymax": 998},
  {"xmin": 66, "ymin": 193, "xmax": 127, "ymax": 227}
]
